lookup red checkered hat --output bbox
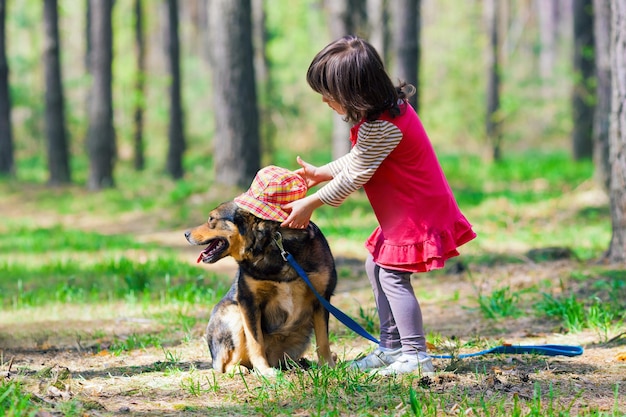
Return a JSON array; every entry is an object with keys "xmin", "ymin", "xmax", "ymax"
[{"xmin": 234, "ymin": 166, "xmax": 308, "ymax": 221}]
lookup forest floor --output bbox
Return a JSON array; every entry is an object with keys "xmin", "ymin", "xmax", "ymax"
[{"xmin": 1, "ymin": 200, "xmax": 625, "ymax": 416}]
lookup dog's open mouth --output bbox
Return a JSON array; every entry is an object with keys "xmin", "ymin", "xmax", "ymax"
[{"xmin": 196, "ymin": 238, "xmax": 228, "ymax": 263}]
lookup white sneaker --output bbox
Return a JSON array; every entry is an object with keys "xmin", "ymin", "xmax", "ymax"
[
  {"xmin": 349, "ymin": 347, "xmax": 402, "ymax": 371},
  {"xmin": 373, "ymin": 352, "xmax": 435, "ymax": 376}
]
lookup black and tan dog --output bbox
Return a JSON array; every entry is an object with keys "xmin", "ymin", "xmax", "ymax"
[{"xmin": 185, "ymin": 200, "xmax": 337, "ymax": 375}]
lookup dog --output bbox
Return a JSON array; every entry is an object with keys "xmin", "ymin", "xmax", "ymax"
[{"xmin": 185, "ymin": 200, "xmax": 337, "ymax": 375}]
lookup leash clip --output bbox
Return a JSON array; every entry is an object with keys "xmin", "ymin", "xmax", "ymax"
[{"xmin": 273, "ymin": 232, "xmax": 289, "ymax": 261}]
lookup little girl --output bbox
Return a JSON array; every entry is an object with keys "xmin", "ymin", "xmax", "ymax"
[{"xmin": 281, "ymin": 35, "xmax": 476, "ymax": 375}]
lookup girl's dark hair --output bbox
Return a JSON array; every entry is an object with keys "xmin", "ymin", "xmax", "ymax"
[{"xmin": 306, "ymin": 35, "xmax": 414, "ymax": 124}]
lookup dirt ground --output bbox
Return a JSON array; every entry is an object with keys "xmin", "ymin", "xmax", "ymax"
[
  {"xmin": 1, "ymin": 252, "xmax": 625, "ymax": 415},
  {"xmin": 1, "ymin": 202, "xmax": 625, "ymax": 415}
]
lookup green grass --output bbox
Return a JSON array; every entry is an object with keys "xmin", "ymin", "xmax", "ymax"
[
  {"xmin": 0, "ymin": 380, "xmax": 39, "ymax": 417},
  {"xmin": 533, "ymin": 269, "xmax": 626, "ymax": 339},
  {"xmin": 477, "ymin": 286, "xmax": 523, "ymax": 319},
  {"xmin": 0, "ymin": 250, "xmax": 227, "ymax": 308},
  {"xmin": 1, "ymin": 151, "xmax": 624, "ymax": 416},
  {"xmin": 174, "ymin": 364, "xmax": 624, "ymax": 417}
]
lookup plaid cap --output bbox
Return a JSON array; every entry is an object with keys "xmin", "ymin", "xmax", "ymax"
[{"xmin": 234, "ymin": 165, "xmax": 308, "ymax": 221}]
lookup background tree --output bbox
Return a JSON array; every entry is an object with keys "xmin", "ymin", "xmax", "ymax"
[
  {"xmin": 366, "ymin": 0, "xmax": 388, "ymax": 63},
  {"xmin": 43, "ymin": 0, "xmax": 71, "ymax": 185},
  {"xmin": 86, "ymin": 0, "xmax": 116, "ymax": 190},
  {"xmin": 85, "ymin": 0, "xmax": 92, "ymax": 72},
  {"xmin": 390, "ymin": 0, "xmax": 420, "ymax": 112},
  {"xmin": 592, "ymin": 0, "xmax": 611, "ymax": 191},
  {"xmin": 133, "ymin": 0, "xmax": 145, "ymax": 171},
  {"xmin": 326, "ymin": 0, "xmax": 367, "ymax": 160},
  {"xmin": 209, "ymin": 0, "xmax": 260, "ymax": 187},
  {"xmin": 166, "ymin": 0, "xmax": 184, "ymax": 179},
  {"xmin": 485, "ymin": 0, "xmax": 502, "ymax": 161},
  {"xmin": 537, "ymin": 0, "xmax": 558, "ymax": 88},
  {"xmin": 571, "ymin": 0, "xmax": 595, "ymax": 160},
  {"xmin": 0, "ymin": 0, "xmax": 13, "ymax": 176},
  {"xmin": 606, "ymin": 0, "xmax": 626, "ymax": 264},
  {"xmin": 251, "ymin": 0, "xmax": 272, "ymax": 163}
]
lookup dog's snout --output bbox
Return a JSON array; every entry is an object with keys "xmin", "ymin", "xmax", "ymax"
[{"xmin": 184, "ymin": 230, "xmax": 191, "ymax": 240}]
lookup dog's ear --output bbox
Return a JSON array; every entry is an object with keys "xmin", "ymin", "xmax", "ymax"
[
  {"xmin": 230, "ymin": 207, "xmax": 273, "ymax": 252},
  {"xmin": 250, "ymin": 220, "xmax": 278, "ymax": 255}
]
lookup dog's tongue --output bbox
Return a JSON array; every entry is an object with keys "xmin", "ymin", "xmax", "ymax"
[{"xmin": 196, "ymin": 240, "xmax": 221, "ymax": 263}]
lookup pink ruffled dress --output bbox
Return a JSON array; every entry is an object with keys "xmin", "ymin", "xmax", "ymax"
[{"xmin": 356, "ymin": 104, "xmax": 476, "ymax": 273}]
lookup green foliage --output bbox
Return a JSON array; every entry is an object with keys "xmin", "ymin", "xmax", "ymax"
[
  {"xmin": 477, "ymin": 286, "xmax": 523, "ymax": 319},
  {"xmin": 0, "ymin": 225, "xmax": 145, "ymax": 253},
  {"xmin": 0, "ymin": 230, "xmax": 227, "ymax": 308},
  {"xmin": 534, "ymin": 289, "xmax": 625, "ymax": 338},
  {"xmin": 173, "ymin": 364, "xmax": 625, "ymax": 416},
  {"xmin": 536, "ymin": 293, "xmax": 587, "ymax": 332},
  {"xmin": 440, "ymin": 151, "xmax": 594, "ymax": 207},
  {"xmin": 357, "ymin": 306, "xmax": 378, "ymax": 336},
  {"xmin": 109, "ymin": 333, "xmax": 162, "ymax": 354},
  {"xmin": 0, "ymin": 380, "xmax": 39, "ymax": 417}
]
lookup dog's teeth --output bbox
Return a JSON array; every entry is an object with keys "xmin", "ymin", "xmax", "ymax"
[{"xmin": 197, "ymin": 239, "xmax": 225, "ymax": 263}]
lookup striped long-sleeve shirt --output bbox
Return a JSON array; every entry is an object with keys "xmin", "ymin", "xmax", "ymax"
[{"xmin": 317, "ymin": 120, "xmax": 403, "ymax": 207}]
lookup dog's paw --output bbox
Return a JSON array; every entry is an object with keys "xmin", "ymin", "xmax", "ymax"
[
  {"xmin": 253, "ymin": 367, "xmax": 278, "ymax": 378},
  {"xmin": 225, "ymin": 364, "xmax": 250, "ymax": 376}
]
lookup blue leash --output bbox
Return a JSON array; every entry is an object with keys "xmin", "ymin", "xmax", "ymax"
[
  {"xmin": 274, "ymin": 232, "xmax": 380, "ymax": 344},
  {"xmin": 273, "ymin": 232, "xmax": 583, "ymax": 359},
  {"xmin": 430, "ymin": 344, "xmax": 583, "ymax": 359}
]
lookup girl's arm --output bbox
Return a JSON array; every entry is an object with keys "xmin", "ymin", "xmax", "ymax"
[
  {"xmin": 317, "ymin": 121, "xmax": 401, "ymax": 207},
  {"xmin": 282, "ymin": 121, "xmax": 401, "ymax": 228}
]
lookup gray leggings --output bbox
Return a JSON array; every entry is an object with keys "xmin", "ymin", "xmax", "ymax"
[{"xmin": 365, "ymin": 254, "xmax": 427, "ymax": 354}]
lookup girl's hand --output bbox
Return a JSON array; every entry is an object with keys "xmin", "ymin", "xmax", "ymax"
[
  {"xmin": 294, "ymin": 156, "xmax": 331, "ymax": 188},
  {"xmin": 281, "ymin": 194, "xmax": 323, "ymax": 229}
]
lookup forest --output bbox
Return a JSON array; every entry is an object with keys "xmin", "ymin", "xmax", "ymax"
[{"xmin": 0, "ymin": 0, "xmax": 625, "ymax": 416}]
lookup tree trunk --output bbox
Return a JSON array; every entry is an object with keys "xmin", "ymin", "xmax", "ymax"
[
  {"xmin": 366, "ymin": 0, "xmax": 388, "ymax": 64},
  {"xmin": 87, "ymin": 0, "xmax": 116, "ymax": 190},
  {"xmin": 209, "ymin": 0, "xmax": 260, "ymax": 187},
  {"xmin": 0, "ymin": 0, "xmax": 13, "ymax": 176},
  {"xmin": 592, "ymin": 0, "xmax": 611, "ymax": 191},
  {"xmin": 571, "ymin": 0, "xmax": 595, "ymax": 160},
  {"xmin": 325, "ymin": 0, "xmax": 367, "ymax": 160},
  {"xmin": 326, "ymin": 0, "xmax": 351, "ymax": 161},
  {"xmin": 166, "ymin": 0, "xmax": 185, "ymax": 179},
  {"xmin": 390, "ymin": 0, "xmax": 420, "ymax": 112},
  {"xmin": 536, "ymin": 0, "xmax": 557, "ymax": 90},
  {"xmin": 132, "ymin": 0, "xmax": 145, "ymax": 171},
  {"xmin": 606, "ymin": 0, "xmax": 626, "ymax": 264},
  {"xmin": 251, "ymin": 0, "xmax": 273, "ymax": 163},
  {"xmin": 485, "ymin": 0, "xmax": 502, "ymax": 161},
  {"xmin": 43, "ymin": 0, "xmax": 71, "ymax": 185},
  {"xmin": 85, "ymin": 0, "xmax": 91, "ymax": 72}
]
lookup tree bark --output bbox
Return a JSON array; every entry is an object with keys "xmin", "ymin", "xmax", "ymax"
[
  {"xmin": 0, "ymin": 0, "xmax": 13, "ymax": 176},
  {"xmin": 85, "ymin": 0, "xmax": 92, "ymax": 73},
  {"xmin": 571, "ymin": 0, "xmax": 595, "ymax": 160},
  {"xmin": 132, "ymin": 0, "xmax": 145, "ymax": 171},
  {"xmin": 325, "ymin": 0, "xmax": 367, "ymax": 160},
  {"xmin": 166, "ymin": 0, "xmax": 185, "ymax": 179},
  {"xmin": 87, "ymin": 0, "xmax": 116, "ymax": 190},
  {"xmin": 536, "ymin": 0, "xmax": 558, "ymax": 88},
  {"xmin": 43, "ymin": 0, "xmax": 71, "ymax": 185},
  {"xmin": 251, "ymin": 0, "xmax": 273, "ymax": 162},
  {"xmin": 606, "ymin": 0, "xmax": 626, "ymax": 264},
  {"xmin": 326, "ymin": 0, "xmax": 352, "ymax": 160},
  {"xmin": 390, "ymin": 0, "xmax": 420, "ymax": 112},
  {"xmin": 366, "ymin": 0, "xmax": 388, "ymax": 64},
  {"xmin": 209, "ymin": 0, "xmax": 260, "ymax": 187},
  {"xmin": 592, "ymin": 0, "xmax": 611, "ymax": 191},
  {"xmin": 485, "ymin": 0, "xmax": 502, "ymax": 161}
]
